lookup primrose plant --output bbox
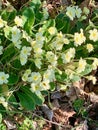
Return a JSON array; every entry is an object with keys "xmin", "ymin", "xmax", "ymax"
[{"xmin": 0, "ymin": 0, "xmax": 97, "ymax": 111}]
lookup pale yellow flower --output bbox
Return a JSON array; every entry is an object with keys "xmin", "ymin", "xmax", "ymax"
[
  {"xmin": 31, "ymin": 40, "xmax": 36, "ymax": 47},
  {"xmin": 22, "ymin": 74, "xmax": 28, "ymax": 82},
  {"xmin": 77, "ymin": 58, "xmax": 87, "ymax": 73},
  {"xmin": 92, "ymin": 58, "xmax": 98, "ymax": 70},
  {"xmin": 22, "ymin": 69, "xmax": 31, "ymax": 81},
  {"xmin": 0, "ymin": 97, "xmax": 8, "ymax": 108},
  {"xmin": 54, "ymin": 41, "xmax": 63, "ymax": 50},
  {"xmin": 74, "ymin": 29, "xmax": 86, "ymax": 46},
  {"xmin": 64, "ymin": 38, "xmax": 69, "ymax": 44},
  {"xmin": 75, "ymin": 6, "xmax": 82, "ymax": 18},
  {"xmin": 36, "ymin": 32, "xmax": 45, "ymax": 45},
  {"xmin": 0, "ymin": 72, "xmax": 9, "ymax": 85},
  {"xmin": 34, "ymin": 58, "xmax": 42, "ymax": 69},
  {"xmin": 4, "ymin": 25, "xmax": 11, "ymax": 37},
  {"xmin": 87, "ymin": 75, "xmax": 97, "ymax": 84},
  {"xmin": 21, "ymin": 46, "xmax": 32, "ymax": 57},
  {"xmin": 62, "ymin": 48, "xmax": 75, "ymax": 63},
  {"xmin": 62, "ymin": 52, "xmax": 71, "ymax": 63},
  {"xmin": 20, "ymin": 54, "xmax": 27, "ymax": 65},
  {"xmin": 31, "ymin": 83, "xmax": 42, "ymax": 92},
  {"xmin": 43, "ymin": 69, "xmax": 55, "ymax": 82},
  {"xmin": 86, "ymin": 44, "xmax": 94, "ymax": 52},
  {"xmin": 65, "ymin": 69, "xmax": 74, "ymax": 79},
  {"xmin": 89, "ymin": 29, "xmax": 98, "ymax": 42},
  {"xmin": 14, "ymin": 16, "xmax": 23, "ymax": 27},
  {"xmin": 57, "ymin": 32, "xmax": 64, "ymax": 41},
  {"xmin": 48, "ymin": 27, "xmax": 57, "ymax": 35},
  {"xmin": 22, "ymin": 30, "xmax": 30, "ymax": 42},
  {"xmin": 69, "ymin": 48, "xmax": 75, "ymax": 57},
  {"xmin": 11, "ymin": 26, "xmax": 21, "ymax": 42},
  {"xmin": 33, "ymin": 45, "xmax": 43, "ymax": 54},
  {"xmin": 28, "ymin": 72, "xmax": 41, "ymax": 84},
  {"xmin": 66, "ymin": 6, "xmax": 75, "ymax": 20},
  {"xmin": 46, "ymin": 51, "xmax": 57, "ymax": 66},
  {"xmin": 25, "ymin": 69, "xmax": 31, "ymax": 75},
  {"xmin": 83, "ymin": 7, "xmax": 90, "ymax": 15},
  {"xmin": 0, "ymin": 16, "xmax": 6, "ymax": 28},
  {"xmin": 40, "ymin": 80, "xmax": 50, "ymax": 90}
]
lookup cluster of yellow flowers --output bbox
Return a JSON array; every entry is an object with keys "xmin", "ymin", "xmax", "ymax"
[{"xmin": 0, "ymin": 4, "xmax": 98, "ymax": 101}]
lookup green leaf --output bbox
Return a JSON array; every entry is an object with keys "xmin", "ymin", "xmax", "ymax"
[
  {"xmin": 73, "ymin": 99, "xmax": 84, "ymax": 112},
  {"xmin": 41, "ymin": 19, "xmax": 55, "ymax": 34},
  {"xmin": 29, "ymin": 0, "xmax": 41, "ymax": 10},
  {"xmin": 8, "ymin": 94, "xmax": 18, "ymax": 108},
  {"xmin": 81, "ymin": 65, "xmax": 92, "ymax": 76},
  {"xmin": 22, "ymin": 7, "xmax": 35, "ymax": 34},
  {"xmin": 1, "ymin": 10, "xmax": 9, "ymax": 21},
  {"xmin": 8, "ymin": 74, "xmax": 19, "ymax": 85},
  {"xmin": 33, "ymin": 93, "xmax": 44, "ymax": 105},
  {"xmin": 17, "ymin": 91, "xmax": 35, "ymax": 110},
  {"xmin": 76, "ymin": 46, "xmax": 88, "ymax": 59},
  {"xmin": 55, "ymin": 72, "xmax": 62, "ymax": 81},
  {"xmin": 12, "ymin": 59, "xmax": 22, "ymax": 70},
  {"xmin": 76, "ymin": 21, "xmax": 84, "ymax": 32},
  {"xmin": 55, "ymin": 13, "xmax": 70, "ymax": 33},
  {"xmin": 71, "ymin": 75, "xmax": 81, "ymax": 82},
  {"xmin": 55, "ymin": 72, "xmax": 68, "ymax": 83},
  {"xmin": 31, "ymin": 0, "xmax": 41, "ymax": 5},
  {"xmin": 8, "ymin": 10, "xmax": 16, "ymax": 21},
  {"xmin": 50, "ymin": 82, "xmax": 55, "ymax": 91},
  {"xmin": 0, "ymin": 85, "xmax": 8, "ymax": 95},
  {"xmin": 0, "ymin": 113, "xmax": 2, "ymax": 123},
  {"xmin": 1, "ymin": 9, "xmax": 16, "ymax": 22},
  {"xmin": 0, "ymin": 105, "xmax": 6, "ymax": 115},
  {"xmin": 21, "ymin": 86, "xmax": 44, "ymax": 106},
  {"xmin": 1, "ymin": 44, "xmax": 15, "ymax": 62},
  {"xmin": 17, "ymin": 86, "xmax": 44, "ymax": 110}
]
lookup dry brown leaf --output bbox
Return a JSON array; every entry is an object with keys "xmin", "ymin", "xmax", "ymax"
[
  {"xmin": 51, "ymin": 91, "xmax": 62, "ymax": 99},
  {"xmin": 41, "ymin": 104, "xmax": 54, "ymax": 121},
  {"xmin": 66, "ymin": 86, "xmax": 77, "ymax": 101},
  {"xmin": 52, "ymin": 99, "xmax": 60, "ymax": 108},
  {"xmin": 4, "ymin": 119, "xmax": 16, "ymax": 130},
  {"xmin": 89, "ymin": 92, "xmax": 98, "ymax": 103},
  {"xmin": 53, "ymin": 103, "xmax": 76, "ymax": 125},
  {"xmin": 75, "ymin": 120, "xmax": 88, "ymax": 130}
]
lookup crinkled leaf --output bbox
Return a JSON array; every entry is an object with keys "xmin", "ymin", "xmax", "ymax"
[
  {"xmin": 1, "ymin": 44, "xmax": 15, "ymax": 62},
  {"xmin": 12, "ymin": 59, "xmax": 22, "ymax": 70},
  {"xmin": 32, "ymin": 93, "xmax": 44, "ymax": 106},
  {"xmin": 19, "ymin": 86, "xmax": 44, "ymax": 108},
  {"xmin": 22, "ymin": 7, "xmax": 35, "ymax": 34},
  {"xmin": 81, "ymin": 65, "xmax": 92, "ymax": 76},
  {"xmin": 71, "ymin": 75, "xmax": 81, "ymax": 82},
  {"xmin": 17, "ymin": 91, "xmax": 35, "ymax": 110},
  {"xmin": 8, "ymin": 74, "xmax": 19, "ymax": 85},
  {"xmin": 55, "ymin": 13, "xmax": 70, "ymax": 33},
  {"xmin": 8, "ymin": 94, "xmax": 18, "ymax": 109}
]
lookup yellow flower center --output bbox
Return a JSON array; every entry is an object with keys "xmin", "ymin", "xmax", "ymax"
[
  {"xmin": 33, "ymin": 76, "xmax": 38, "ymax": 81},
  {"xmin": 92, "ymin": 32, "xmax": 96, "ymax": 37},
  {"xmin": 1, "ymin": 76, "xmax": 5, "ymax": 80}
]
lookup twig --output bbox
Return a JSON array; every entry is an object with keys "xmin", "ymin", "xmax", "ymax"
[{"xmin": 33, "ymin": 113, "xmax": 66, "ymax": 128}]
